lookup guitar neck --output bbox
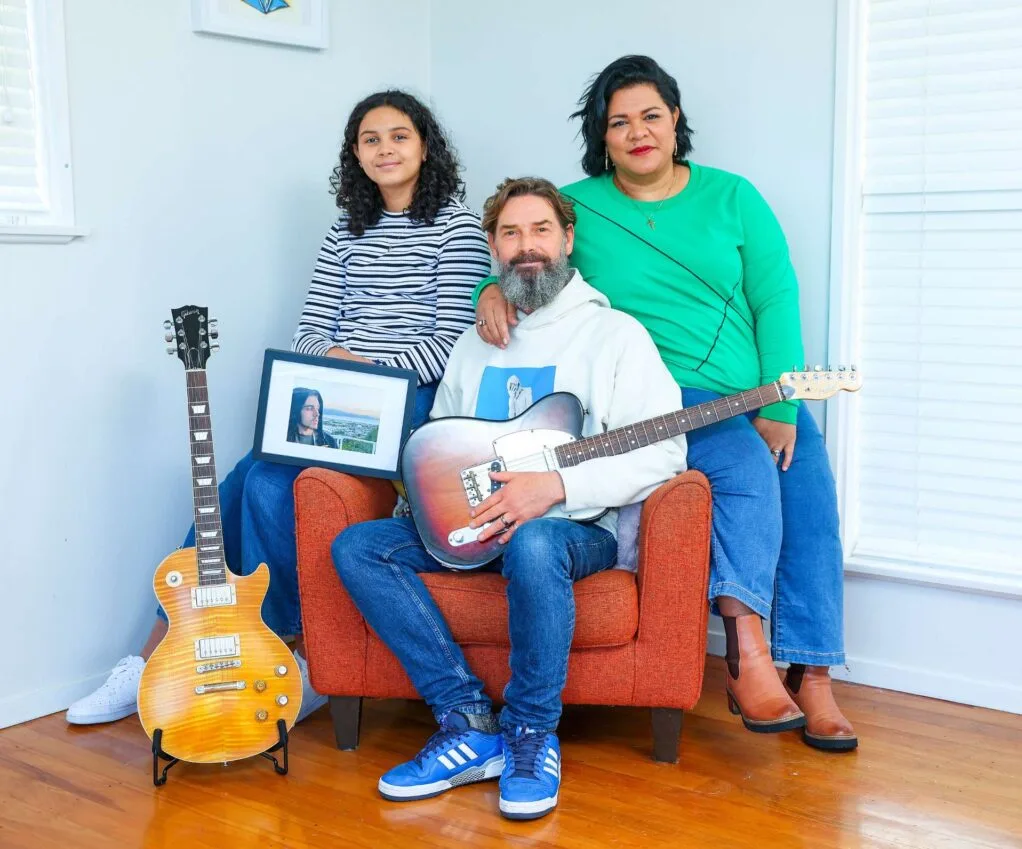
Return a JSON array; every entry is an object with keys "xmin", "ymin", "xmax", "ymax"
[
  {"xmin": 553, "ymin": 382, "xmax": 785, "ymax": 469},
  {"xmin": 185, "ymin": 370, "xmax": 227, "ymax": 585}
]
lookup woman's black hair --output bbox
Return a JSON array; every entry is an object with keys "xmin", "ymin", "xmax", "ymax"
[
  {"xmin": 570, "ymin": 55, "xmax": 694, "ymax": 177},
  {"xmin": 329, "ymin": 90, "xmax": 464, "ymax": 236}
]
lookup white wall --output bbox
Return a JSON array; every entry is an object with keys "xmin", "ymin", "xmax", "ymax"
[
  {"xmin": 0, "ymin": 0, "xmax": 430, "ymax": 728},
  {"xmin": 429, "ymin": 0, "xmax": 838, "ymax": 377},
  {"xmin": 429, "ymin": 0, "xmax": 1022, "ymax": 714},
  {"xmin": 2, "ymin": 0, "xmax": 1017, "ymax": 729}
]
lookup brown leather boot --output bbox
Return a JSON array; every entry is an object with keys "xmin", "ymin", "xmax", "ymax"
[
  {"xmin": 784, "ymin": 665, "xmax": 858, "ymax": 752},
  {"xmin": 722, "ymin": 614, "xmax": 805, "ymax": 733}
]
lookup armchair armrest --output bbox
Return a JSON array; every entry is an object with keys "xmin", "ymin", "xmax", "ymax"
[
  {"xmin": 632, "ymin": 470, "xmax": 712, "ymax": 707},
  {"xmin": 294, "ymin": 468, "xmax": 397, "ymax": 693}
]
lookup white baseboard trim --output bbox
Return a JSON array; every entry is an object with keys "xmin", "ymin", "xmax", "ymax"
[
  {"xmin": 0, "ymin": 671, "xmax": 111, "ymax": 730},
  {"xmin": 707, "ymin": 629, "xmax": 1022, "ymax": 715}
]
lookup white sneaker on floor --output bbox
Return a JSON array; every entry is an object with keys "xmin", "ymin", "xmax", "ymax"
[
  {"xmin": 294, "ymin": 651, "xmax": 328, "ymax": 723},
  {"xmin": 66, "ymin": 655, "xmax": 145, "ymax": 725}
]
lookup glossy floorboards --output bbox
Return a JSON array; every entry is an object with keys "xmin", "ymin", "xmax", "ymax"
[{"xmin": 1, "ymin": 658, "xmax": 1019, "ymax": 849}]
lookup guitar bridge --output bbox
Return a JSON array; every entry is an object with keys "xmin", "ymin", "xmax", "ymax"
[
  {"xmin": 460, "ymin": 459, "xmax": 505, "ymax": 507},
  {"xmin": 194, "ymin": 681, "xmax": 246, "ymax": 695},
  {"xmin": 196, "ymin": 659, "xmax": 242, "ymax": 674}
]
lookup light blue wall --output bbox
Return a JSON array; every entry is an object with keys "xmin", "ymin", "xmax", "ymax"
[{"xmin": 429, "ymin": 0, "xmax": 838, "ymax": 371}]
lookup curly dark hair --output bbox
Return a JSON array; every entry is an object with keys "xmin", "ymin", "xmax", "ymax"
[
  {"xmin": 570, "ymin": 55, "xmax": 695, "ymax": 177},
  {"xmin": 329, "ymin": 90, "xmax": 464, "ymax": 236}
]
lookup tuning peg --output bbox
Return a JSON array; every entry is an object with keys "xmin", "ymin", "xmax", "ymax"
[
  {"xmin": 814, "ymin": 364, "xmax": 822, "ymax": 371},
  {"xmin": 163, "ymin": 319, "xmax": 172, "ymax": 331},
  {"xmin": 166, "ymin": 345, "xmax": 176, "ymax": 355},
  {"xmin": 164, "ymin": 332, "xmax": 174, "ymax": 343},
  {"xmin": 209, "ymin": 328, "xmax": 219, "ymax": 340},
  {"xmin": 210, "ymin": 342, "xmax": 220, "ymax": 353}
]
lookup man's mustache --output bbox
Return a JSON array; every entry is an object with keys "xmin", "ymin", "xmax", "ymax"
[{"xmin": 510, "ymin": 251, "xmax": 551, "ymax": 267}]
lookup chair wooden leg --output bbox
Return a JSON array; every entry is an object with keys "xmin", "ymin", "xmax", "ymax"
[
  {"xmin": 650, "ymin": 708, "xmax": 683, "ymax": 763},
  {"xmin": 329, "ymin": 696, "xmax": 363, "ymax": 751}
]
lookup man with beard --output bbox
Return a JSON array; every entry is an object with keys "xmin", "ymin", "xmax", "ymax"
[{"xmin": 331, "ymin": 177, "xmax": 686, "ymax": 821}]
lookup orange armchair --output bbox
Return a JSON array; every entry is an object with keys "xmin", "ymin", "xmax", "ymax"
[{"xmin": 295, "ymin": 468, "xmax": 711, "ymax": 762}]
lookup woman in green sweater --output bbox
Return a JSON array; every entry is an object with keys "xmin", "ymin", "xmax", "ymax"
[{"xmin": 475, "ymin": 55, "xmax": 855, "ymax": 752}]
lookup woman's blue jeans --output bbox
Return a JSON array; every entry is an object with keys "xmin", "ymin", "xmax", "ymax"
[
  {"xmin": 156, "ymin": 382, "xmax": 438, "ymax": 636},
  {"xmin": 681, "ymin": 387, "xmax": 845, "ymax": 666}
]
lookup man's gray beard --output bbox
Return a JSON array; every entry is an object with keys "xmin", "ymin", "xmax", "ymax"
[{"xmin": 496, "ymin": 249, "xmax": 572, "ymax": 313}]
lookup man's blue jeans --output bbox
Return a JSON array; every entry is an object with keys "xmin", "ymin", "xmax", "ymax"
[
  {"xmin": 157, "ymin": 382, "xmax": 438, "ymax": 636},
  {"xmin": 332, "ymin": 517, "xmax": 617, "ymax": 731},
  {"xmin": 682, "ymin": 387, "xmax": 845, "ymax": 666}
]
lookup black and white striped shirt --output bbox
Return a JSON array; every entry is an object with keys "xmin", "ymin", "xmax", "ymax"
[{"xmin": 291, "ymin": 200, "xmax": 492, "ymax": 384}]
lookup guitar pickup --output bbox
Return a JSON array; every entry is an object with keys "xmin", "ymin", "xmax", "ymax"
[
  {"xmin": 191, "ymin": 584, "xmax": 236, "ymax": 609},
  {"xmin": 194, "ymin": 635, "xmax": 240, "ymax": 660}
]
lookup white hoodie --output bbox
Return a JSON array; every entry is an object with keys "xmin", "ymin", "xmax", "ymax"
[{"xmin": 430, "ymin": 271, "xmax": 687, "ymax": 540}]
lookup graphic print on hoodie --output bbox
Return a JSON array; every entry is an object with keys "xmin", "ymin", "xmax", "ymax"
[{"xmin": 475, "ymin": 366, "xmax": 557, "ymax": 419}]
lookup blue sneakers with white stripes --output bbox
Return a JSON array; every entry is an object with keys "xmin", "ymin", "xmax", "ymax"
[
  {"xmin": 498, "ymin": 727, "xmax": 561, "ymax": 820},
  {"xmin": 378, "ymin": 711, "xmax": 504, "ymax": 802}
]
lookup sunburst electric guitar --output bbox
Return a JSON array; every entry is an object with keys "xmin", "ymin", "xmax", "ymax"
[
  {"xmin": 402, "ymin": 368, "xmax": 862, "ymax": 570},
  {"xmin": 137, "ymin": 306, "xmax": 301, "ymax": 783}
]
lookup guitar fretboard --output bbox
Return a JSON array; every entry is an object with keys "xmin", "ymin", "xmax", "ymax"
[
  {"xmin": 185, "ymin": 370, "xmax": 227, "ymax": 586},
  {"xmin": 553, "ymin": 382, "xmax": 785, "ymax": 468}
]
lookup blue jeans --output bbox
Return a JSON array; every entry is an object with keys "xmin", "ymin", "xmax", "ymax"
[
  {"xmin": 681, "ymin": 388, "xmax": 845, "ymax": 666},
  {"xmin": 332, "ymin": 517, "xmax": 617, "ymax": 731},
  {"xmin": 157, "ymin": 382, "xmax": 438, "ymax": 636}
]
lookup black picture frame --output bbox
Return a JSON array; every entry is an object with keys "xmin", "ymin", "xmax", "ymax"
[{"xmin": 252, "ymin": 349, "xmax": 418, "ymax": 480}]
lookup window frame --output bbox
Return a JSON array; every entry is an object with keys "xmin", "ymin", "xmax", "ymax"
[
  {"xmin": 826, "ymin": 0, "xmax": 1022, "ymax": 600},
  {"xmin": 0, "ymin": 0, "xmax": 84, "ymax": 244}
]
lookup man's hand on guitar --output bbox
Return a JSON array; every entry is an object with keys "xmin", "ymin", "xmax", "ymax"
[{"xmin": 470, "ymin": 470, "xmax": 566, "ymax": 544}]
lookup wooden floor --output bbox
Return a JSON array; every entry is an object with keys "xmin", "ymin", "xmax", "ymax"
[{"xmin": 1, "ymin": 658, "xmax": 1020, "ymax": 849}]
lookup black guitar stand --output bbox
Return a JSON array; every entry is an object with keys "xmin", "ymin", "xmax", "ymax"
[{"xmin": 151, "ymin": 719, "xmax": 290, "ymax": 786}]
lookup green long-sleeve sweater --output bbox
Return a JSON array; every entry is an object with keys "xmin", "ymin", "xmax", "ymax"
[{"xmin": 475, "ymin": 163, "xmax": 805, "ymax": 423}]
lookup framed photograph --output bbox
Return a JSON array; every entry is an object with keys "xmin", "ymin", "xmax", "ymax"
[
  {"xmin": 253, "ymin": 350, "xmax": 418, "ymax": 480},
  {"xmin": 191, "ymin": 0, "xmax": 329, "ymax": 49}
]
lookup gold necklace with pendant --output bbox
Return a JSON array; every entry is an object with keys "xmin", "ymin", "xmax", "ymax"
[{"xmin": 615, "ymin": 169, "xmax": 678, "ymax": 231}]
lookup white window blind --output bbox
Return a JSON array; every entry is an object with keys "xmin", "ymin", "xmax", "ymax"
[
  {"xmin": 0, "ymin": 0, "xmax": 45, "ymax": 214},
  {"xmin": 856, "ymin": 0, "xmax": 1022, "ymax": 574}
]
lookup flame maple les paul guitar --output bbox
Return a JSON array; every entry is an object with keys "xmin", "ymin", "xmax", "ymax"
[
  {"xmin": 402, "ymin": 368, "xmax": 862, "ymax": 570},
  {"xmin": 137, "ymin": 306, "xmax": 301, "ymax": 783}
]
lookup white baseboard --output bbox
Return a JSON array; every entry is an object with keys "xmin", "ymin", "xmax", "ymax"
[
  {"xmin": 0, "ymin": 671, "xmax": 111, "ymax": 730},
  {"xmin": 707, "ymin": 629, "xmax": 1022, "ymax": 715}
]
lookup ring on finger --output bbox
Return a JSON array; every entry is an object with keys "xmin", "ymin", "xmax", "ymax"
[
  {"xmin": 771, "ymin": 449, "xmax": 782, "ymax": 457},
  {"xmin": 477, "ymin": 318, "xmax": 487, "ymax": 327},
  {"xmin": 501, "ymin": 513, "xmax": 513, "ymax": 528}
]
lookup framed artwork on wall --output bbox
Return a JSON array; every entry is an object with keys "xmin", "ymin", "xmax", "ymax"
[{"xmin": 191, "ymin": 0, "xmax": 328, "ymax": 49}]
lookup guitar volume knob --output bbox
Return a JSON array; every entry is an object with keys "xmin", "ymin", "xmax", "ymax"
[
  {"xmin": 254, "ymin": 680, "xmax": 267, "ymax": 692},
  {"xmin": 255, "ymin": 709, "xmax": 268, "ymax": 722}
]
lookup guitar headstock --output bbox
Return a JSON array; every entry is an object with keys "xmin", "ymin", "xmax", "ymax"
[
  {"xmin": 779, "ymin": 366, "xmax": 862, "ymax": 401},
  {"xmin": 164, "ymin": 305, "xmax": 219, "ymax": 369}
]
